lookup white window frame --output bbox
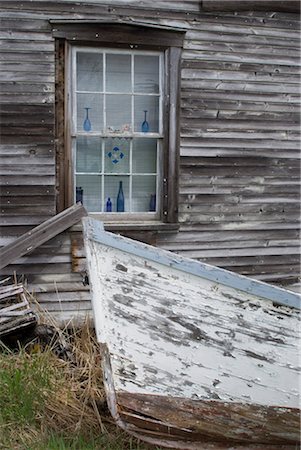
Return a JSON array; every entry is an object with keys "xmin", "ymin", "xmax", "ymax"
[{"xmin": 69, "ymin": 46, "xmax": 165, "ymax": 221}]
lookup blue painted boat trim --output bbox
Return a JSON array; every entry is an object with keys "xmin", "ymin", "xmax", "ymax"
[{"xmin": 83, "ymin": 218, "xmax": 301, "ymax": 310}]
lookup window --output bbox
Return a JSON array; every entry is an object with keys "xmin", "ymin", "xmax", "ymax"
[
  {"xmin": 72, "ymin": 48, "xmax": 163, "ymax": 217},
  {"xmin": 53, "ymin": 22, "xmax": 184, "ymax": 225}
]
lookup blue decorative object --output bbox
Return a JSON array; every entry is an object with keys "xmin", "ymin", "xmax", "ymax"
[
  {"xmin": 149, "ymin": 194, "xmax": 156, "ymax": 211},
  {"xmin": 83, "ymin": 107, "xmax": 91, "ymax": 131},
  {"xmin": 141, "ymin": 110, "xmax": 149, "ymax": 132},
  {"xmin": 106, "ymin": 197, "xmax": 112, "ymax": 212},
  {"xmin": 107, "ymin": 146, "xmax": 124, "ymax": 164},
  {"xmin": 76, "ymin": 186, "xmax": 83, "ymax": 204},
  {"xmin": 117, "ymin": 181, "xmax": 125, "ymax": 212}
]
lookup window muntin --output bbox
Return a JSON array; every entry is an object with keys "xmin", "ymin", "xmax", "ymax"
[{"xmin": 71, "ymin": 47, "xmax": 164, "ymax": 216}]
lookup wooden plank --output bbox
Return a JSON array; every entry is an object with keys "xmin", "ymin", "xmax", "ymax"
[
  {"xmin": 0, "ymin": 175, "xmax": 55, "ymax": 186},
  {"xmin": 2, "ymin": 0, "xmax": 200, "ymax": 13},
  {"xmin": 184, "ymin": 41, "xmax": 300, "ymax": 59},
  {"xmin": 0, "ymin": 263, "xmax": 72, "ymax": 276},
  {"xmin": 196, "ymin": 12, "xmax": 301, "ymax": 32},
  {"xmin": 117, "ymin": 393, "xmax": 299, "ymax": 449},
  {"xmin": 0, "ymin": 284, "xmax": 24, "ymax": 300},
  {"xmin": 51, "ymin": 23, "xmax": 185, "ymax": 48},
  {"xmin": 34, "ymin": 301, "xmax": 91, "ymax": 312},
  {"xmin": 185, "ymin": 30, "xmax": 300, "ymax": 49},
  {"xmin": 182, "ymin": 49, "xmax": 300, "ymax": 66},
  {"xmin": 180, "ymin": 137, "xmax": 300, "ymax": 150},
  {"xmin": 181, "ymin": 79, "xmax": 300, "ymax": 94},
  {"xmin": 201, "ymin": 1, "xmax": 300, "ymax": 13},
  {"xmin": 181, "ymin": 96, "xmax": 301, "ymax": 112},
  {"xmin": 0, "ymin": 203, "xmax": 87, "ymax": 270},
  {"xmin": 0, "ymin": 284, "xmax": 37, "ymax": 336},
  {"xmin": 166, "ymin": 46, "xmax": 181, "ymax": 223},
  {"xmin": 158, "ymin": 229, "xmax": 300, "ymax": 244},
  {"xmin": 181, "ymin": 89, "xmax": 301, "ymax": 104},
  {"xmin": 27, "ymin": 281, "xmax": 90, "ymax": 293},
  {"xmin": 0, "ymin": 93, "xmax": 54, "ymax": 104},
  {"xmin": 181, "ymin": 67, "xmax": 300, "ymax": 84}
]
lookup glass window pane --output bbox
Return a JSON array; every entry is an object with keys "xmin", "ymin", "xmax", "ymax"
[
  {"xmin": 105, "ymin": 138, "xmax": 130, "ymax": 174},
  {"xmin": 76, "ymin": 174, "xmax": 102, "ymax": 212},
  {"xmin": 106, "ymin": 54, "xmax": 131, "ymax": 93},
  {"xmin": 134, "ymin": 55, "xmax": 159, "ymax": 94},
  {"xmin": 134, "ymin": 96, "xmax": 159, "ymax": 133},
  {"xmin": 77, "ymin": 52, "xmax": 103, "ymax": 92},
  {"xmin": 132, "ymin": 175, "xmax": 156, "ymax": 212},
  {"xmin": 132, "ymin": 138, "xmax": 157, "ymax": 173},
  {"xmin": 104, "ymin": 176, "xmax": 129, "ymax": 212},
  {"xmin": 106, "ymin": 94, "xmax": 131, "ymax": 132},
  {"xmin": 76, "ymin": 137, "xmax": 102, "ymax": 173},
  {"xmin": 77, "ymin": 93, "xmax": 103, "ymax": 132}
]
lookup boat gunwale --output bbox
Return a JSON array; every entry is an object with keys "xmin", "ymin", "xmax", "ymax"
[{"xmin": 82, "ymin": 217, "xmax": 300, "ymax": 310}]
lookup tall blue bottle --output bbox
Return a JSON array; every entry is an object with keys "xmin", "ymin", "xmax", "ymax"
[
  {"xmin": 116, "ymin": 181, "xmax": 124, "ymax": 212},
  {"xmin": 106, "ymin": 197, "xmax": 112, "ymax": 212},
  {"xmin": 149, "ymin": 194, "xmax": 156, "ymax": 211}
]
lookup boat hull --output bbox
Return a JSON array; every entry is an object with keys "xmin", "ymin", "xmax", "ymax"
[{"xmin": 83, "ymin": 218, "xmax": 301, "ymax": 449}]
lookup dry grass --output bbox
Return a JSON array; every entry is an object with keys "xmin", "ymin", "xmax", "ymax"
[
  {"xmin": 0, "ymin": 318, "xmax": 161, "ymax": 450},
  {"xmin": 42, "ymin": 323, "xmax": 107, "ymax": 437}
]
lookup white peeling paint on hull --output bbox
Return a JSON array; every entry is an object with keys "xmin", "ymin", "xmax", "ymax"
[{"xmin": 83, "ymin": 218, "xmax": 301, "ymax": 448}]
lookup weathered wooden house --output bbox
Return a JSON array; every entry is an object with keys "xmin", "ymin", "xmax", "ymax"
[{"xmin": 0, "ymin": 0, "xmax": 300, "ymax": 324}]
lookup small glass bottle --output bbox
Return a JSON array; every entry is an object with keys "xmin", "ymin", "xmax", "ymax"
[
  {"xmin": 149, "ymin": 193, "xmax": 156, "ymax": 211},
  {"xmin": 76, "ymin": 186, "xmax": 83, "ymax": 204},
  {"xmin": 141, "ymin": 110, "xmax": 149, "ymax": 132},
  {"xmin": 116, "ymin": 181, "xmax": 125, "ymax": 212},
  {"xmin": 83, "ymin": 107, "xmax": 91, "ymax": 131},
  {"xmin": 106, "ymin": 197, "xmax": 112, "ymax": 212}
]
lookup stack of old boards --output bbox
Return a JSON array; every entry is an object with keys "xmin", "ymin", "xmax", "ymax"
[
  {"xmin": 83, "ymin": 217, "xmax": 301, "ymax": 450},
  {"xmin": 0, "ymin": 283, "xmax": 37, "ymax": 339},
  {"xmin": 0, "ymin": 204, "xmax": 87, "ymax": 340}
]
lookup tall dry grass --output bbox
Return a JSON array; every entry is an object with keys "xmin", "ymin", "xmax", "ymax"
[{"xmin": 0, "ymin": 319, "xmax": 158, "ymax": 449}]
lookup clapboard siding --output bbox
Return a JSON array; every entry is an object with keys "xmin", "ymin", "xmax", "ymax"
[
  {"xmin": 169, "ymin": 6, "xmax": 300, "ymax": 286},
  {"xmin": 0, "ymin": 1, "xmax": 299, "ymax": 322}
]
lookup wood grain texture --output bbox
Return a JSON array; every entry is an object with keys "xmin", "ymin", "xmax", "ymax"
[
  {"xmin": 0, "ymin": 284, "xmax": 37, "ymax": 337},
  {"xmin": 0, "ymin": 1, "xmax": 299, "ymax": 321},
  {"xmin": 0, "ymin": 204, "xmax": 87, "ymax": 270},
  {"xmin": 83, "ymin": 221, "xmax": 300, "ymax": 448}
]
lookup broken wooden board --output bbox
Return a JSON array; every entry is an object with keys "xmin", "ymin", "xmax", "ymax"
[
  {"xmin": 0, "ymin": 284, "xmax": 37, "ymax": 337},
  {"xmin": 83, "ymin": 217, "xmax": 300, "ymax": 449},
  {"xmin": 0, "ymin": 203, "xmax": 87, "ymax": 270}
]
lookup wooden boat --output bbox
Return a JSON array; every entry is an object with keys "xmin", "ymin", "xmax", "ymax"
[{"xmin": 83, "ymin": 217, "xmax": 300, "ymax": 450}]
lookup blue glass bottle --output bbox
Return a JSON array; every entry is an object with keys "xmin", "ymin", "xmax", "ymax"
[
  {"xmin": 149, "ymin": 194, "xmax": 156, "ymax": 211},
  {"xmin": 76, "ymin": 186, "xmax": 83, "ymax": 204},
  {"xmin": 141, "ymin": 110, "xmax": 149, "ymax": 132},
  {"xmin": 106, "ymin": 197, "xmax": 112, "ymax": 212},
  {"xmin": 83, "ymin": 107, "xmax": 91, "ymax": 131},
  {"xmin": 116, "ymin": 181, "xmax": 124, "ymax": 212}
]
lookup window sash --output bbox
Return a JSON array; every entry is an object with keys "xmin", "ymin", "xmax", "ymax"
[
  {"xmin": 73, "ymin": 137, "xmax": 163, "ymax": 215},
  {"xmin": 71, "ymin": 47, "xmax": 164, "ymax": 138},
  {"xmin": 70, "ymin": 46, "xmax": 164, "ymax": 217}
]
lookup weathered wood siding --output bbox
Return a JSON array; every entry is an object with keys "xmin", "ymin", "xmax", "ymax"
[
  {"xmin": 164, "ymin": 9, "xmax": 301, "ymax": 284},
  {"xmin": 0, "ymin": 1, "xmax": 299, "ymax": 322}
]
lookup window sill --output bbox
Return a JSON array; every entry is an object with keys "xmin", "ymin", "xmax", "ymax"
[{"xmin": 70, "ymin": 220, "xmax": 179, "ymax": 234}]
